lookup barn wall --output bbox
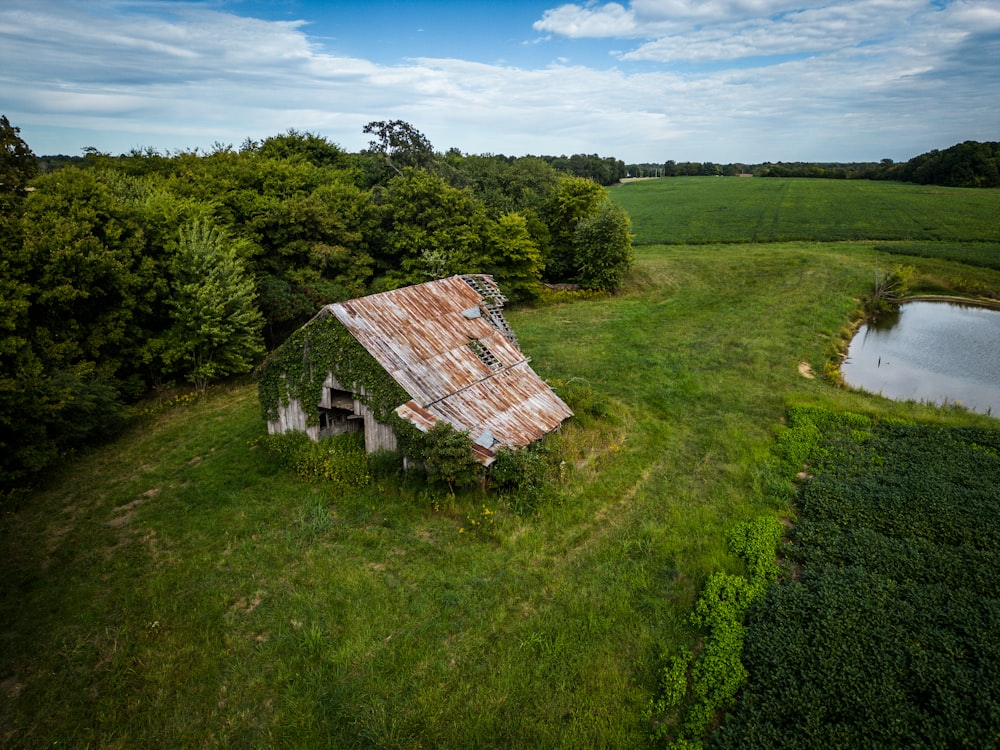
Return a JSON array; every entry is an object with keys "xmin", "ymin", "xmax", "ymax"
[
  {"xmin": 267, "ymin": 398, "xmax": 320, "ymax": 441},
  {"xmin": 363, "ymin": 406, "xmax": 398, "ymax": 453},
  {"xmin": 269, "ymin": 372, "xmax": 398, "ymax": 453},
  {"xmin": 321, "ymin": 373, "xmax": 348, "ymax": 405}
]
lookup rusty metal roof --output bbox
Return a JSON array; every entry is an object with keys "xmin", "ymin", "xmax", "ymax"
[{"xmin": 327, "ymin": 275, "xmax": 572, "ymax": 464}]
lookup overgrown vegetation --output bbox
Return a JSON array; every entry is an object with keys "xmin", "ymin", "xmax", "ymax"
[
  {"xmin": 256, "ymin": 312, "xmax": 409, "ymax": 427},
  {"xmin": 261, "ymin": 430, "xmax": 376, "ymax": 487},
  {"xmin": 648, "ymin": 516, "xmax": 786, "ymax": 746},
  {"xmin": 863, "ymin": 263, "xmax": 914, "ymax": 315}
]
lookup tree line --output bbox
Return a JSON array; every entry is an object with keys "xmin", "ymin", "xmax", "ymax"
[
  {"xmin": 0, "ymin": 116, "xmax": 633, "ymax": 490},
  {"xmin": 626, "ymin": 140, "xmax": 1000, "ymax": 187}
]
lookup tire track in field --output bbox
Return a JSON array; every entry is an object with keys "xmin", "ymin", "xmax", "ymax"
[{"xmin": 750, "ymin": 179, "xmax": 790, "ymax": 242}]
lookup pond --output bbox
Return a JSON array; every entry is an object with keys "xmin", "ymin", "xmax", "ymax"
[{"xmin": 841, "ymin": 300, "xmax": 1000, "ymax": 418}]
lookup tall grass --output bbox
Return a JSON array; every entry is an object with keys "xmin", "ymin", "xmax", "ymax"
[{"xmin": 3, "ymin": 238, "xmax": 999, "ymax": 745}]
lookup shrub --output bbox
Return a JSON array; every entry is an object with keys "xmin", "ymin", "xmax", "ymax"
[
  {"xmin": 414, "ymin": 421, "xmax": 482, "ymax": 494},
  {"xmin": 261, "ymin": 431, "xmax": 371, "ymax": 487},
  {"xmin": 648, "ymin": 516, "xmax": 785, "ymax": 746},
  {"xmin": 864, "ymin": 263, "xmax": 914, "ymax": 314},
  {"xmin": 572, "ymin": 200, "xmax": 635, "ymax": 292},
  {"xmin": 489, "ymin": 442, "xmax": 553, "ymax": 514}
]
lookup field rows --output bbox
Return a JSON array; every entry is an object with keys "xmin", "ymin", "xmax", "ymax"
[{"xmin": 611, "ymin": 177, "xmax": 1000, "ymax": 247}]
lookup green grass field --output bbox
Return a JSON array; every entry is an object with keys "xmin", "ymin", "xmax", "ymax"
[
  {"xmin": 3, "ymin": 181, "xmax": 1000, "ymax": 748},
  {"xmin": 612, "ymin": 177, "xmax": 1000, "ymax": 250}
]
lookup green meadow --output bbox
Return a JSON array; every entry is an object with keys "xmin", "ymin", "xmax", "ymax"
[
  {"xmin": 614, "ymin": 177, "xmax": 1000, "ymax": 253},
  {"xmin": 3, "ymin": 179, "xmax": 1000, "ymax": 748}
]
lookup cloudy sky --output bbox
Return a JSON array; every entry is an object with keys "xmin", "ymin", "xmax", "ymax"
[{"xmin": 2, "ymin": 0, "xmax": 998, "ymax": 163}]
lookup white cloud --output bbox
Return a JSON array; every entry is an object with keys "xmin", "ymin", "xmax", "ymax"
[
  {"xmin": 947, "ymin": 0, "xmax": 1000, "ymax": 28},
  {"xmin": 537, "ymin": 0, "xmax": 954, "ymax": 65},
  {"xmin": 534, "ymin": 2, "xmax": 640, "ymax": 37},
  {"xmin": 0, "ymin": 0, "xmax": 996, "ymax": 162},
  {"xmin": 534, "ymin": 0, "xmax": 832, "ymax": 36}
]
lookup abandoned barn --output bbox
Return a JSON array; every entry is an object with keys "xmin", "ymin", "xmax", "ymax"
[{"xmin": 260, "ymin": 274, "xmax": 573, "ymax": 465}]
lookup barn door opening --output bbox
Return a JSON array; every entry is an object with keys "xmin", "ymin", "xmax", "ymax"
[{"xmin": 318, "ymin": 387, "xmax": 363, "ymax": 438}]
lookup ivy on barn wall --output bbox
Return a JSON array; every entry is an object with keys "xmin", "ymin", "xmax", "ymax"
[
  {"xmin": 256, "ymin": 309, "xmax": 489, "ymax": 485},
  {"xmin": 256, "ymin": 311, "xmax": 411, "ymax": 427}
]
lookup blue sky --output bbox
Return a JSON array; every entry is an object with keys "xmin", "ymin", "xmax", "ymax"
[{"xmin": 2, "ymin": 0, "xmax": 998, "ymax": 162}]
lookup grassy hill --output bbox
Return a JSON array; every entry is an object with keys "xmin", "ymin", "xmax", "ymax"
[{"xmin": 2, "ymin": 180, "xmax": 999, "ymax": 748}]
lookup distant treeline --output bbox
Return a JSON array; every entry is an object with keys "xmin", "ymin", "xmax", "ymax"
[
  {"xmin": 626, "ymin": 140, "xmax": 1000, "ymax": 188},
  {"xmin": 43, "ymin": 140, "xmax": 999, "ymax": 189},
  {"xmin": 2, "ymin": 117, "xmax": 634, "ymax": 490},
  {"xmin": 40, "ymin": 150, "xmax": 629, "ymax": 187}
]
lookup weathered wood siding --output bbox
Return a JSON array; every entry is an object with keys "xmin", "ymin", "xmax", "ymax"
[
  {"xmin": 268, "ymin": 372, "xmax": 398, "ymax": 453},
  {"xmin": 267, "ymin": 397, "xmax": 320, "ymax": 441},
  {"xmin": 362, "ymin": 408, "xmax": 397, "ymax": 454}
]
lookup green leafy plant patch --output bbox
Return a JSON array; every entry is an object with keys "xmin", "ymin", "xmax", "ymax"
[{"xmin": 714, "ymin": 411, "xmax": 1000, "ymax": 749}]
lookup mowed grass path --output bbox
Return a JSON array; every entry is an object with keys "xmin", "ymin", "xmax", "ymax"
[
  {"xmin": 5, "ymin": 239, "xmax": 998, "ymax": 748},
  {"xmin": 613, "ymin": 177, "xmax": 1000, "ymax": 246}
]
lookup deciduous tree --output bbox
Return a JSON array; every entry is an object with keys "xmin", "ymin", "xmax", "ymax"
[
  {"xmin": 163, "ymin": 221, "xmax": 264, "ymax": 391},
  {"xmin": 363, "ymin": 120, "xmax": 435, "ymax": 179},
  {"xmin": 0, "ymin": 115, "xmax": 38, "ymax": 196},
  {"xmin": 541, "ymin": 176, "xmax": 606, "ymax": 282},
  {"xmin": 378, "ymin": 168, "xmax": 489, "ymax": 287},
  {"xmin": 572, "ymin": 201, "xmax": 634, "ymax": 292},
  {"xmin": 484, "ymin": 212, "xmax": 545, "ymax": 302}
]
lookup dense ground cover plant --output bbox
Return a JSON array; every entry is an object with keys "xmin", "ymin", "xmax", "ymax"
[
  {"xmin": 714, "ymin": 408, "xmax": 1000, "ymax": 749},
  {"xmin": 260, "ymin": 431, "xmax": 374, "ymax": 487},
  {"xmin": 648, "ymin": 516, "xmax": 785, "ymax": 747},
  {"xmin": 489, "ymin": 441, "xmax": 556, "ymax": 514}
]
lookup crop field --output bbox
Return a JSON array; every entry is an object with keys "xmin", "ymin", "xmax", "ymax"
[
  {"xmin": 715, "ymin": 409, "xmax": 1000, "ymax": 749},
  {"xmin": 3, "ymin": 180, "xmax": 1000, "ymax": 748},
  {"xmin": 612, "ymin": 177, "xmax": 1000, "ymax": 249}
]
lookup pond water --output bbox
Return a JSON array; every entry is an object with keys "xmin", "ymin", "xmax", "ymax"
[{"xmin": 841, "ymin": 300, "xmax": 1000, "ymax": 417}]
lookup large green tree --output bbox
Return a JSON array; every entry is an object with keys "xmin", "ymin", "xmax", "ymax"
[
  {"xmin": 163, "ymin": 221, "xmax": 264, "ymax": 391},
  {"xmin": 0, "ymin": 115, "xmax": 38, "ymax": 196},
  {"xmin": 19, "ymin": 168, "xmax": 160, "ymax": 392},
  {"xmin": 362, "ymin": 120, "xmax": 436, "ymax": 182},
  {"xmin": 377, "ymin": 168, "xmax": 490, "ymax": 287},
  {"xmin": 0, "ymin": 162, "xmax": 148, "ymax": 488},
  {"xmin": 484, "ymin": 212, "xmax": 545, "ymax": 302},
  {"xmin": 541, "ymin": 176, "xmax": 606, "ymax": 283},
  {"xmin": 447, "ymin": 154, "xmax": 561, "ymax": 217},
  {"xmin": 0, "ymin": 116, "xmax": 35, "ymax": 348},
  {"xmin": 245, "ymin": 129, "xmax": 349, "ymax": 169},
  {"xmin": 159, "ymin": 149, "xmax": 376, "ymax": 343},
  {"xmin": 572, "ymin": 200, "xmax": 634, "ymax": 292},
  {"xmin": 248, "ymin": 178, "xmax": 377, "ymax": 343}
]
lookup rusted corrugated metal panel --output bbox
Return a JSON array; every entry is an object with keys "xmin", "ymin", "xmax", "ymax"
[
  {"xmin": 422, "ymin": 362, "xmax": 573, "ymax": 452},
  {"xmin": 330, "ymin": 276, "xmax": 525, "ymax": 406},
  {"xmin": 395, "ymin": 400, "xmax": 438, "ymax": 432},
  {"xmin": 328, "ymin": 275, "xmax": 572, "ymax": 461}
]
